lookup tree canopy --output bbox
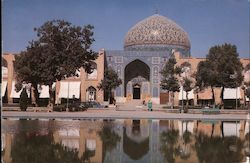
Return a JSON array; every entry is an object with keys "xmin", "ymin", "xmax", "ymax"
[
  {"xmin": 195, "ymin": 43, "xmax": 243, "ymax": 105},
  {"xmin": 182, "ymin": 77, "xmax": 194, "ymax": 105},
  {"xmin": 98, "ymin": 67, "xmax": 122, "ymax": 103},
  {"xmin": 14, "ymin": 20, "xmax": 97, "ymax": 106},
  {"xmin": 19, "ymin": 88, "xmax": 29, "ymax": 111},
  {"xmin": 160, "ymin": 56, "xmax": 181, "ymax": 92},
  {"xmin": 160, "ymin": 55, "xmax": 181, "ymax": 108},
  {"xmin": 195, "ymin": 60, "xmax": 219, "ymax": 90},
  {"xmin": 212, "ymin": 44, "xmax": 243, "ymax": 88}
]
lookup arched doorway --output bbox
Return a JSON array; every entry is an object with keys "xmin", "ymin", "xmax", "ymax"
[
  {"xmin": 124, "ymin": 59, "xmax": 150, "ymax": 98},
  {"xmin": 86, "ymin": 86, "xmax": 96, "ymax": 101},
  {"xmin": 133, "ymin": 84, "xmax": 141, "ymax": 99}
]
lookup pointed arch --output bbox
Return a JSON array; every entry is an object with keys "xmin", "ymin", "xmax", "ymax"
[
  {"xmin": 86, "ymin": 86, "xmax": 96, "ymax": 101},
  {"xmin": 124, "ymin": 59, "xmax": 150, "ymax": 97}
]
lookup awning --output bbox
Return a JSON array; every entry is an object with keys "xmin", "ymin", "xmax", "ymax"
[
  {"xmin": 58, "ymin": 129, "xmax": 80, "ymax": 136},
  {"xmin": 223, "ymin": 88, "xmax": 241, "ymax": 99},
  {"xmin": 86, "ymin": 139, "xmax": 96, "ymax": 151},
  {"xmin": 38, "ymin": 83, "xmax": 55, "ymax": 98},
  {"xmin": 198, "ymin": 88, "xmax": 212, "ymax": 100},
  {"xmin": 61, "ymin": 139, "xmax": 79, "ymax": 150},
  {"xmin": 10, "ymin": 82, "xmax": 30, "ymax": 98},
  {"xmin": 1, "ymin": 81, "xmax": 7, "ymax": 97},
  {"xmin": 39, "ymin": 85, "xmax": 49, "ymax": 98},
  {"xmin": 58, "ymin": 81, "xmax": 81, "ymax": 98},
  {"xmin": 178, "ymin": 86, "xmax": 194, "ymax": 100},
  {"xmin": 223, "ymin": 122, "xmax": 240, "ymax": 137}
]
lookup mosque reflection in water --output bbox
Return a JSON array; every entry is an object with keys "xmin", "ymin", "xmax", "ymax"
[{"xmin": 2, "ymin": 119, "xmax": 250, "ymax": 163}]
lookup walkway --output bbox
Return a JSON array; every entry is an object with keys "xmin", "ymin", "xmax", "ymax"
[{"xmin": 2, "ymin": 110, "xmax": 249, "ymax": 121}]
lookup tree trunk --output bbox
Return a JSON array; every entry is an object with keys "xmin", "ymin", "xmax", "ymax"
[
  {"xmin": 186, "ymin": 91, "xmax": 189, "ymax": 107},
  {"xmin": 185, "ymin": 91, "xmax": 189, "ymax": 113},
  {"xmin": 32, "ymin": 83, "xmax": 39, "ymax": 107},
  {"xmin": 221, "ymin": 122, "xmax": 224, "ymax": 138},
  {"xmin": 220, "ymin": 87, "xmax": 225, "ymax": 109},
  {"xmin": 108, "ymin": 89, "xmax": 112, "ymax": 104},
  {"xmin": 168, "ymin": 91, "xmax": 171, "ymax": 109},
  {"xmin": 172, "ymin": 92, "xmax": 175, "ymax": 109},
  {"xmin": 211, "ymin": 123, "xmax": 215, "ymax": 138},
  {"xmin": 48, "ymin": 84, "xmax": 54, "ymax": 108},
  {"xmin": 169, "ymin": 91, "xmax": 174, "ymax": 109},
  {"xmin": 211, "ymin": 86, "xmax": 215, "ymax": 106},
  {"xmin": 243, "ymin": 90, "xmax": 246, "ymax": 108}
]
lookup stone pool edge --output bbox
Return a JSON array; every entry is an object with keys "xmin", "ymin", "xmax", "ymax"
[{"xmin": 1, "ymin": 110, "xmax": 249, "ymax": 121}]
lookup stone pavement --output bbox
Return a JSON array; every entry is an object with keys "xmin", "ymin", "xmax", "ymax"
[{"xmin": 2, "ymin": 110, "xmax": 249, "ymax": 121}]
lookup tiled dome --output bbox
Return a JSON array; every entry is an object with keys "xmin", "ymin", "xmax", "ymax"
[{"xmin": 124, "ymin": 14, "xmax": 191, "ymax": 51}]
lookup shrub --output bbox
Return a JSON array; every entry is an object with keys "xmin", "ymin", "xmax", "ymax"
[{"xmin": 19, "ymin": 88, "xmax": 28, "ymax": 111}]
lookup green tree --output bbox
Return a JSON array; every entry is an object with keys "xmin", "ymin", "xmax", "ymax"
[
  {"xmin": 160, "ymin": 56, "xmax": 181, "ymax": 109},
  {"xmin": 19, "ymin": 88, "xmax": 29, "ymax": 111},
  {"xmin": 182, "ymin": 77, "xmax": 194, "ymax": 112},
  {"xmin": 14, "ymin": 50, "xmax": 43, "ymax": 106},
  {"xmin": 196, "ymin": 60, "xmax": 219, "ymax": 104},
  {"xmin": 14, "ymin": 20, "xmax": 97, "ymax": 107},
  {"xmin": 98, "ymin": 67, "xmax": 122, "ymax": 104},
  {"xmin": 196, "ymin": 44, "xmax": 243, "ymax": 107},
  {"xmin": 214, "ymin": 44, "xmax": 243, "ymax": 106}
]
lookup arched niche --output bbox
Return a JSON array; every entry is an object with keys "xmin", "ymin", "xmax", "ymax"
[
  {"xmin": 124, "ymin": 59, "xmax": 150, "ymax": 97},
  {"xmin": 86, "ymin": 86, "xmax": 96, "ymax": 101}
]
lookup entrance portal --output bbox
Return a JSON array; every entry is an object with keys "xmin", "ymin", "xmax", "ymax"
[
  {"xmin": 124, "ymin": 59, "xmax": 150, "ymax": 97},
  {"xmin": 133, "ymin": 85, "xmax": 141, "ymax": 99}
]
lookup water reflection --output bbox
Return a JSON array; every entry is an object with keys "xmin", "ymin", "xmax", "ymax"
[
  {"xmin": 99, "ymin": 121, "xmax": 121, "ymax": 162},
  {"xmin": 123, "ymin": 120, "xmax": 149, "ymax": 161},
  {"xmin": 2, "ymin": 119, "xmax": 250, "ymax": 163}
]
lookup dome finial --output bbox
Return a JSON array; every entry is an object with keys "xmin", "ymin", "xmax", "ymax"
[{"xmin": 154, "ymin": 5, "xmax": 159, "ymax": 14}]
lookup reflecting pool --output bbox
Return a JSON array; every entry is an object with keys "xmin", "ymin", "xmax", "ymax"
[{"xmin": 2, "ymin": 119, "xmax": 250, "ymax": 163}]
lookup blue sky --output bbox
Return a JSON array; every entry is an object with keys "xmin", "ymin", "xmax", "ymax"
[{"xmin": 2, "ymin": 0, "xmax": 250, "ymax": 58}]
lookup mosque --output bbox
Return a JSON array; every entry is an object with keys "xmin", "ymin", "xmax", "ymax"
[
  {"xmin": 106, "ymin": 14, "xmax": 190, "ymax": 104},
  {"xmin": 2, "ymin": 14, "xmax": 250, "ymax": 107}
]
